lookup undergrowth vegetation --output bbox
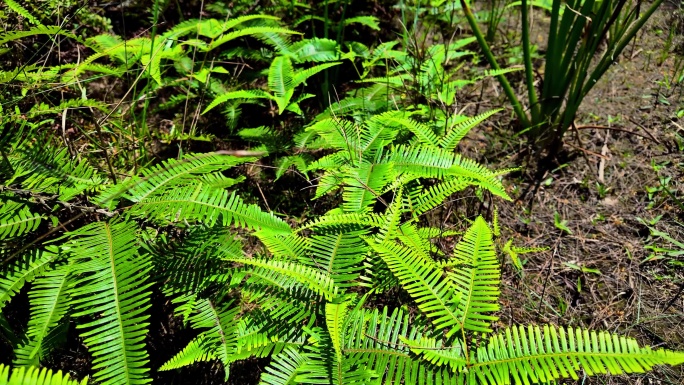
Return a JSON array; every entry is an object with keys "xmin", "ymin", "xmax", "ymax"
[{"xmin": 1, "ymin": 1, "xmax": 683, "ymax": 384}]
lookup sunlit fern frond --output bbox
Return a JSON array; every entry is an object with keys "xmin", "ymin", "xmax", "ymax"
[
  {"xmin": 468, "ymin": 324, "xmax": 684, "ymax": 385},
  {"xmin": 228, "ymin": 257, "xmax": 338, "ymax": 301},
  {"xmin": 6, "ymin": 145, "xmax": 103, "ymax": 201},
  {"xmin": 443, "ymin": 216, "xmax": 500, "ymax": 332},
  {"xmin": 129, "ymin": 183, "xmax": 291, "ymax": 234},
  {"xmin": 438, "ymin": 109, "xmax": 501, "ymax": 151},
  {"xmin": 67, "ymin": 220, "xmax": 152, "ymax": 385},
  {"xmin": 0, "ymin": 199, "xmax": 43, "ymax": 241},
  {"xmin": 367, "ymin": 239, "xmax": 463, "ymax": 336},
  {"xmin": 0, "ymin": 364, "xmax": 86, "ymax": 385},
  {"xmin": 98, "ymin": 152, "xmax": 253, "ymax": 205},
  {"xmin": 304, "ymin": 230, "xmax": 368, "ymax": 288}
]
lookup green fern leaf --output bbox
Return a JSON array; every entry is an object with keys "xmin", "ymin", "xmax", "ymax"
[
  {"xmin": 68, "ymin": 220, "xmax": 152, "ymax": 385},
  {"xmin": 130, "ymin": 185, "xmax": 291, "ymax": 234},
  {"xmin": 208, "ymin": 27, "xmax": 300, "ymax": 51},
  {"xmin": 343, "ymin": 16, "xmax": 380, "ymax": 30},
  {"xmin": 0, "ymin": 364, "xmax": 86, "ymax": 385},
  {"xmin": 368, "ymin": 240, "xmax": 463, "ymax": 336},
  {"xmin": 287, "ymin": 38, "xmax": 339, "ymax": 62},
  {"xmin": 13, "ymin": 264, "xmax": 71, "ymax": 366},
  {"xmin": 0, "ymin": 249, "xmax": 58, "ymax": 310},
  {"xmin": 438, "ymin": 109, "xmax": 501, "ymax": 151},
  {"xmin": 229, "ymin": 257, "xmax": 338, "ymax": 301},
  {"xmin": 159, "ymin": 336, "xmax": 216, "ymax": 371},
  {"xmin": 202, "ymin": 90, "xmax": 272, "ymax": 114},
  {"xmin": 325, "ymin": 301, "xmax": 349, "ymax": 363},
  {"xmin": 443, "ymin": 216, "xmax": 500, "ymax": 332},
  {"xmin": 260, "ymin": 347, "xmax": 307, "ymax": 385},
  {"xmin": 5, "ymin": 0, "xmax": 42, "ymax": 26},
  {"xmin": 0, "ymin": 201, "xmax": 43, "ymax": 240},
  {"xmin": 399, "ymin": 336, "xmax": 466, "ymax": 372},
  {"xmin": 469, "ymin": 325, "xmax": 684, "ymax": 384},
  {"xmin": 269, "ymin": 56, "xmax": 295, "ymax": 114}
]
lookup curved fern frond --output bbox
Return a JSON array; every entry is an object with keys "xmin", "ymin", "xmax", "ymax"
[
  {"xmin": 443, "ymin": 216, "xmax": 500, "ymax": 332},
  {"xmin": 67, "ymin": 220, "xmax": 152, "ymax": 385},
  {"xmin": 438, "ymin": 109, "xmax": 501, "ymax": 151},
  {"xmin": 5, "ymin": 0, "xmax": 42, "ymax": 26},
  {"xmin": 399, "ymin": 336, "xmax": 466, "ymax": 372},
  {"xmin": 0, "ymin": 200, "xmax": 42, "ymax": 240},
  {"xmin": 259, "ymin": 347, "xmax": 307, "ymax": 385},
  {"xmin": 13, "ymin": 264, "xmax": 71, "ymax": 366},
  {"xmin": 0, "ymin": 364, "xmax": 86, "ymax": 385},
  {"xmin": 159, "ymin": 335, "xmax": 216, "ymax": 371},
  {"xmin": 118, "ymin": 152, "xmax": 255, "ymax": 203},
  {"xmin": 130, "ymin": 185, "xmax": 291, "ymax": 234},
  {"xmin": 269, "ymin": 56, "xmax": 295, "ymax": 113},
  {"xmin": 0, "ymin": 26, "xmax": 77, "ymax": 46},
  {"xmin": 368, "ymin": 240, "xmax": 463, "ymax": 336},
  {"xmin": 305, "ymin": 230, "xmax": 368, "ymax": 287},
  {"xmin": 325, "ymin": 301, "xmax": 349, "ymax": 363},
  {"xmin": 202, "ymin": 90, "xmax": 272, "ymax": 114},
  {"xmin": 0, "ymin": 249, "xmax": 58, "ymax": 310},
  {"xmin": 229, "ymin": 257, "xmax": 338, "ymax": 301},
  {"xmin": 287, "ymin": 38, "xmax": 339, "ymax": 62},
  {"xmin": 469, "ymin": 325, "xmax": 684, "ymax": 385}
]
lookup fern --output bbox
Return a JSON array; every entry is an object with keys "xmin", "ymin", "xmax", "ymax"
[
  {"xmin": 0, "ymin": 364, "xmax": 86, "ymax": 385},
  {"xmin": 469, "ymin": 325, "xmax": 684, "ymax": 384},
  {"xmin": 67, "ymin": 220, "xmax": 152, "ymax": 385},
  {"xmin": 0, "ymin": 200, "xmax": 42, "ymax": 240},
  {"xmin": 13, "ymin": 264, "xmax": 71, "ymax": 366}
]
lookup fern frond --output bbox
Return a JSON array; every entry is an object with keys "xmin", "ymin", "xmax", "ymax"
[
  {"xmin": 0, "ymin": 249, "xmax": 58, "ymax": 309},
  {"xmin": 121, "ymin": 152, "xmax": 254, "ymax": 203},
  {"xmin": 68, "ymin": 220, "xmax": 152, "ymax": 385},
  {"xmin": 288, "ymin": 38, "xmax": 339, "ymax": 62},
  {"xmin": 260, "ymin": 347, "xmax": 307, "ymax": 385},
  {"xmin": 0, "ymin": 200, "xmax": 43, "ymax": 240},
  {"xmin": 469, "ymin": 325, "xmax": 684, "ymax": 385},
  {"xmin": 229, "ymin": 257, "xmax": 338, "ymax": 301},
  {"xmin": 399, "ymin": 336, "xmax": 466, "ymax": 372},
  {"xmin": 325, "ymin": 301, "xmax": 349, "ymax": 363},
  {"xmin": 7, "ymin": 146, "xmax": 103, "ymax": 201},
  {"xmin": 0, "ymin": 364, "xmax": 86, "ymax": 385},
  {"xmin": 13, "ymin": 264, "xmax": 71, "ymax": 366},
  {"xmin": 159, "ymin": 336, "xmax": 216, "ymax": 371},
  {"xmin": 269, "ymin": 56, "xmax": 295, "ymax": 113},
  {"xmin": 5, "ymin": 0, "xmax": 42, "ymax": 26},
  {"xmin": 202, "ymin": 90, "xmax": 272, "ymax": 114},
  {"xmin": 343, "ymin": 16, "xmax": 380, "ymax": 30},
  {"xmin": 208, "ymin": 27, "xmax": 300, "ymax": 51},
  {"xmin": 0, "ymin": 26, "xmax": 76, "ymax": 46},
  {"xmin": 438, "ymin": 109, "xmax": 501, "ymax": 151},
  {"xmin": 306, "ymin": 230, "xmax": 368, "ymax": 287},
  {"xmin": 130, "ymin": 184, "xmax": 291, "ymax": 234},
  {"xmin": 368, "ymin": 240, "xmax": 463, "ymax": 336},
  {"xmin": 443, "ymin": 217, "xmax": 500, "ymax": 332}
]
